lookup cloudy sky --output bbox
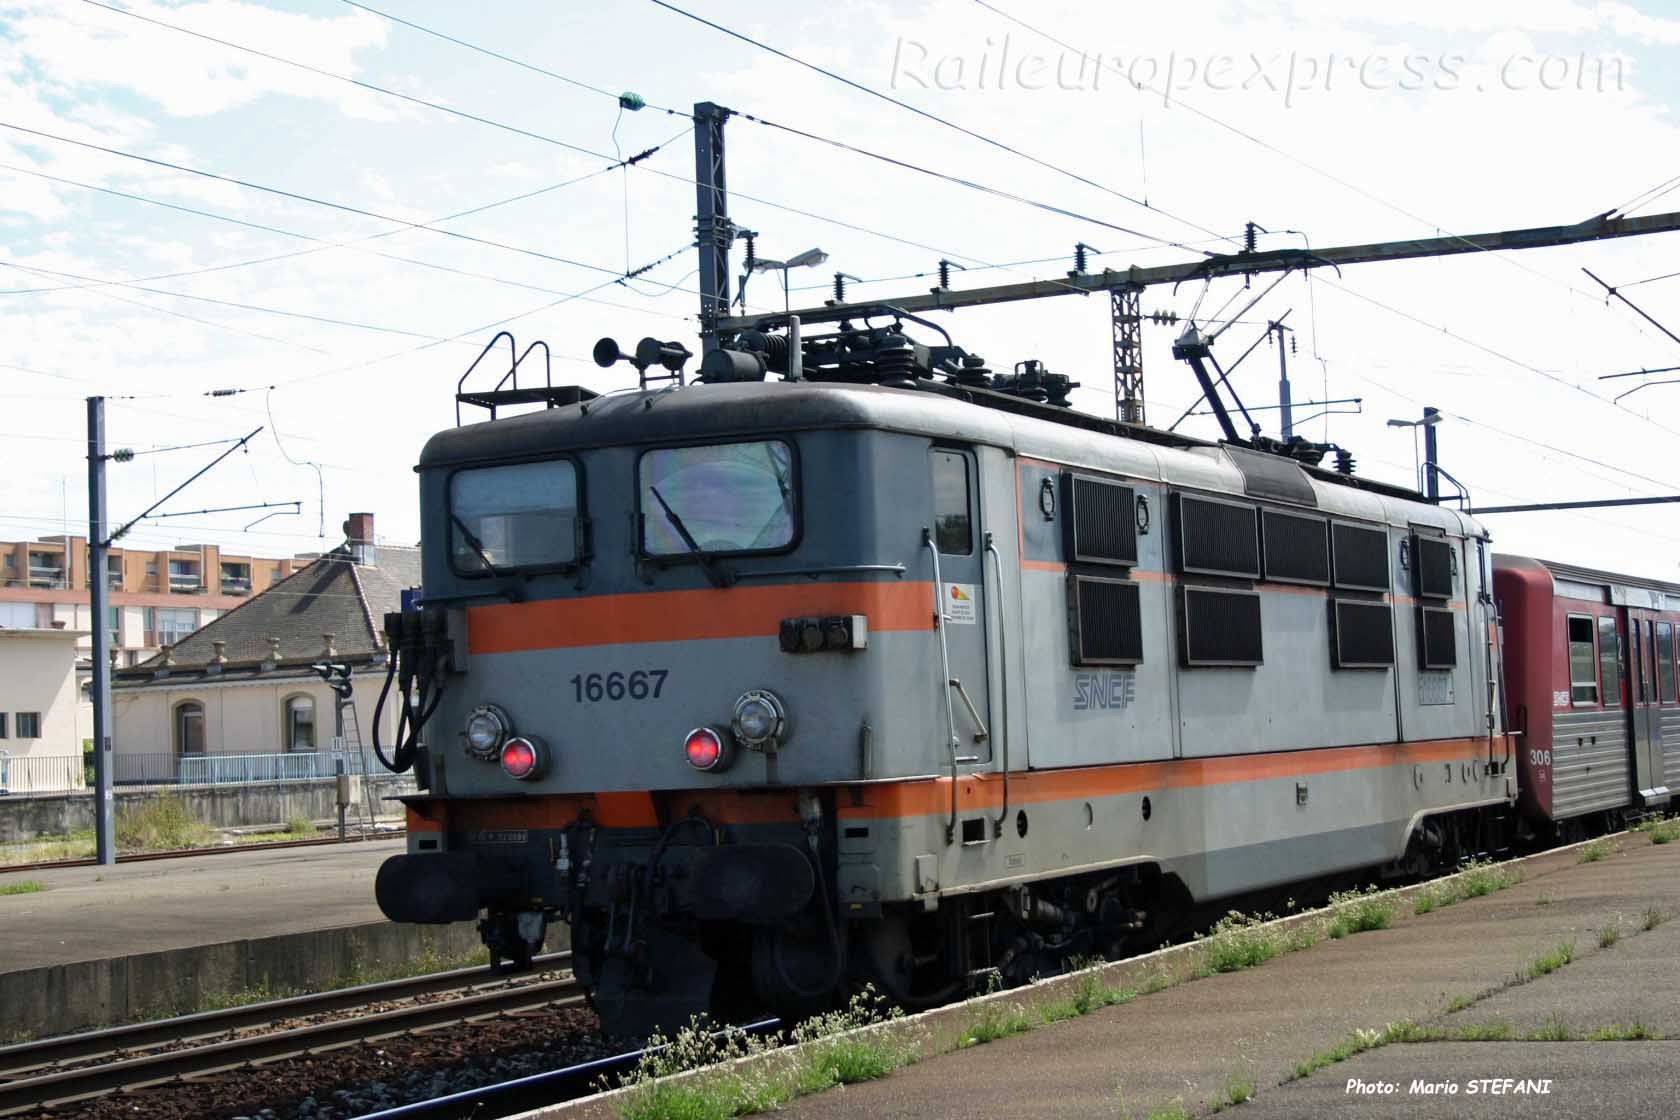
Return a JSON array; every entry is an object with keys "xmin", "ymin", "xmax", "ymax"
[{"xmin": 2, "ymin": 0, "xmax": 1678, "ymax": 578}]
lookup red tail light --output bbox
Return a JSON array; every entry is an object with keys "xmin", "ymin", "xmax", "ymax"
[
  {"xmin": 684, "ymin": 727, "xmax": 731, "ymax": 772},
  {"xmin": 500, "ymin": 736, "xmax": 546, "ymax": 780}
]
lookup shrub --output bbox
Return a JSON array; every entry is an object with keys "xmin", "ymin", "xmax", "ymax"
[
  {"xmin": 116, "ymin": 794, "xmax": 212, "ymax": 851},
  {"xmin": 1202, "ymin": 911, "xmax": 1283, "ymax": 973}
]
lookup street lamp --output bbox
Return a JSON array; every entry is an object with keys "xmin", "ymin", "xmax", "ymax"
[
  {"xmin": 751, "ymin": 247, "xmax": 828, "ymax": 315},
  {"xmin": 1386, "ymin": 409, "xmax": 1443, "ymax": 496}
]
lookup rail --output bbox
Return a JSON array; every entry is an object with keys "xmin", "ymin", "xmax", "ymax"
[{"xmin": 0, "ymin": 953, "xmax": 576, "ymax": 1115}]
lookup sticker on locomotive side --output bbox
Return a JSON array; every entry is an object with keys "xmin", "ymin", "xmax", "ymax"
[
  {"xmin": 570, "ymin": 669, "xmax": 669, "ymax": 703},
  {"xmin": 1073, "ymin": 670, "xmax": 1138, "ymax": 711},
  {"xmin": 944, "ymin": 583, "xmax": 978, "ymax": 625}
]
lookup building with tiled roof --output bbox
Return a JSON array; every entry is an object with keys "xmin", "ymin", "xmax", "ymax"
[{"xmin": 111, "ymin": 515, "xmax": 419, "ymax": 771}]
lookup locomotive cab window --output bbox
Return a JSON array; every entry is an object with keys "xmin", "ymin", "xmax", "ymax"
[
  {"xmin": 1598, "ymin": 616, "xmax": 1621, "ymax": 705},
  {"xmin": 450, "ymin": 459, "xmax": 580, "ymax": 574},
  {"xmin": 1566, "ymin": 615, "xmax": 1599, "ymax": 705},
  {"xmin": 930, "ymin": 449, "xmax": 972, "ymax": 555},
  {"xmin": 640, "ymin": 440, "xmax": 797, "ymax": 557}
]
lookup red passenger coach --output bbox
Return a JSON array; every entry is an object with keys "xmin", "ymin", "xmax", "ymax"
[{"xmin": 1495, "ymin": 555, "xmax": 1680, "ymax": 836}]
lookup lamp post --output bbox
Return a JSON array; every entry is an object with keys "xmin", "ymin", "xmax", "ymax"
[
  {"xmin": 1386, "ymin": 408, "xmax": 1443, "ymax": 499},
  {"xmin": 751, "ymin": 247, "xmax": 828, "ymax": 316}
]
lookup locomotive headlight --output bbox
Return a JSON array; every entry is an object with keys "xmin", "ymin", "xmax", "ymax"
[
  {"xmin": 500, "ymin": 735, "xmax": 547, "ymax": 780},
  {"xmin": 731, "ymin": 689, "xmax": 788, "ymax": 750},
  {"xmin": 463, "ymin": 704, "xmax": 511, "ymax": 760}
]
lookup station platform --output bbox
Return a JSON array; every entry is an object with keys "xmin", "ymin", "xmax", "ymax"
[
  {"xmin": 768, "ymin": 835, "xmax": 1680, "ymax": 1120},
  {"xmin": 0, "ymin": 838, "xmax": 487, "ymax": 1037},
  {"xmin": 0, "ymin": 839, "xmax": 406, "ymax": 972}
]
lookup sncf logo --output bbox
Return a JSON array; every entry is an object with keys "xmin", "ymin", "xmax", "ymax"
[{"xmin": 1073, "ymin": 671, "xmax": 1138, "ymax": 711}]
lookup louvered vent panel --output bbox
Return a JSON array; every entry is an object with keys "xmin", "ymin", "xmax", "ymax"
[
  {"xmin": 1070, "ymin": 575, "xmax": 1144, "ymax": 665},
  {"xmin": 1180, "ymin": 587, "xmax": 1263, "ymax": 667},
  {"xmin": 1262, "ymin": 509, "xmax": 1330, "ymax": 585},
  {"xmin": 1065, "ymin": 474, "xmax": 1137, "ymax": 567},
  {"xmin": 1332, "ymin": 523, "xmax": 1390, "ymax": 592},
  {"xmin": 1332, "ymin": 600, "xmax": 1395, "ymax": 669},
  {"xmin": 1175, "ymin": 495, "xmax": 1260, "ymax": 578}
]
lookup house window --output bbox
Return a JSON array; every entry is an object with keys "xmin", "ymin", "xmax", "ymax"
[
  {"xmin": 1566, "ymin": 615, "xmax": 1598, "ymax": 704},
  {"xmin": 284, "ymin": 695, "xmax": 316, "ymax": 752},
  {"xmin": 156, "ymin": 608, "xmax": 198, "ymax": 646},
  {"xmin": 174, "ymin": 701, "xmax": 205, "ymax": 756},
  {"xmin": 15, "ymin": 712, "xmax": 41, "ymax": 739}
]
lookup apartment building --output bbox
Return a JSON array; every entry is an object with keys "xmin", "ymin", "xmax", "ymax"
[{"xmin": 0, "ymin": 534, "xmax": 316, "ymax": 668}]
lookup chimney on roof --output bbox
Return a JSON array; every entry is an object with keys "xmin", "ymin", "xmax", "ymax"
[
  {"xmin": 160, "ymin": 644, "xmax": 175, "ymax": 667},
  {"xmin": 321, "ymin": 632, "xmax": 336, "ymax": 658},
  {"xmin": 343, "ymin": 512, "xmax": 376, "ymax": 566},
  {"xmin": 211, "ymin": 640, "xmax": 227, "ymax": 669},
  {"xmin": 266, "ymin": 636, "xmax": 282, "ymax": 665}
]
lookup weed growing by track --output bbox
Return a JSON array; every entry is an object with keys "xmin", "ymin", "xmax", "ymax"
[
  {"xmin": 1643, "ymin": 905, "xmax": 1664, "ymax": 931},
  {"xmin": 0, "ymin": 879, "xmax": 43, "ymax": 896},
  {"xmin": 1577, "ymin": 838, "xmax": 1614, "ymax": 864},
  {"xmin": 117, "ymin": 794, "xmax": 212, "ymax": 851},
  {"xmin": 957, "ymin": 999, "xmax": 1035, "ymax": 1047},
  {"xmin": 1413, "ymin": 858, "xmax": 1520, "ymax": 915},
  {"xmin": 1199, "ymin": 910, "xmax": 1285, "ymax": 974},
  {"xmin": 1599, "ymin": 925, "xmax": 1620, "ymax": 948},
  {"xmin": 1637, "ymin": 817, "xmax": 1680, "ymax": 845},
  {"xmin": 1327, "ymin": 886, "xmax": 1396, "ymax": 937},
  {"xmin": 613, "ymin": 991, "xmax": 916, "ymax": 1120},
  {"xmin": 1208, "ymin": 1068, "xmax": 1255, "ymax": 1112},
  {"xmin": 1522, "ymin": 940, "xmax": 1576, "ymax": 981}
]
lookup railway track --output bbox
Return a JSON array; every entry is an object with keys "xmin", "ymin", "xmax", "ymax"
[
  {"xmin": 0, "ymin": 952, "xmax": 577, "ymax": 1116},
  {"xmin": 0, "ymin": 831, "xmax": 404, "ymax": 875}
]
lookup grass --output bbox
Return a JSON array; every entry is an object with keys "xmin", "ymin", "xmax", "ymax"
[
  {"xmin": 0, "ymin": 879, "xmax": 44, "ymax": 896},
  {"xmin": 116, "ymin": 793, "xmax": 213, "ymax": 851},
  {"xmin": 1536, "ymin": 891, "xmax": 1554, "ymax": 906},
  {"xmin": 1522, "ymin": 940, "xmax": 1576, "ymax": 981},
  {"xmin": 1643, "ymin": 905, "xmax": 1664, "ymax": 931},
  {"xmin": 1414, "ymin": 858, "xmax": 1520, "ymax": 915},
  {"xmin": 1326, "ymin": 886, "xmax": 1396, "ymax": 938},
  {"xmin": 1444, "ymin": 993, "xmax": 1475, "ymax": 1014},
  {"xmin": 1199, "ymin": 910, "xmax": 1285, "ymax": 974},
  {"xmin": 1585, "ymin": 1022, "xmax": 1656, "ymax": 1041},
  {"xmin": 1207, "ymin": 1069, "xmax": 1255, "ymax": 1113},
  {"xmin": 0, "ymin": 829, "xmax": 96, "ymax": 865},
  {"xmin": 1289, "ymin": 1022, "xmax": 1417, "ymax": 1081},
  {"xmin": 1638, "ymin": 817, "xmax": 1680, "ymax": 845},
  {"xmin": 1577, "ymin": 838, "xmax": 1615, "ymax": 864},
  {"xmin": 1599, "ymin": 925, "xmax": 1620, "ymax": 948},
  {"xmin": 613, "ymin": 991, "xmax": 917, "ymax": 1120},
  {"xmin": 1145, "ymin": 1105, "xmax": 1191, "ymax": 1120},
  {"xmin": 284, "ymin": 814, "xmax": 316, "ymax": 837},
  {"xmin": 1036, "ymin": 968, "xmax": 1136, "ymax": 1023},
  {"xmin": 957, "ymin": 998, "xmax": 1036, "ymax": 1047}
]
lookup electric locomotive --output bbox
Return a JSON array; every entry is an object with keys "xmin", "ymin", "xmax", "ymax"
[{"xmin": 375, "ymin": 320, "xmax": 1515, "ymax": 1037}]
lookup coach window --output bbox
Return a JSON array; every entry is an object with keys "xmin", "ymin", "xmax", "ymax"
[
  {"xmin": 1659, "ymin": 622, "xmax": 1676, "ymax": 704},
  {"xmin": 930, "ymin": 450, "xmax": 972, "ymax": 555},
  {"xmin": 1597, "ymin": 617, "xmax": 1621, "ymax": 706},
  {"xmin": 1567, "ymin": 616, "xmax": 1598, "ymax": 705}
]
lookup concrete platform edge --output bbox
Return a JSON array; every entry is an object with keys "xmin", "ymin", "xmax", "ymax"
[
  {"xmin": 521, "ymin": 833, "xmax": 1638, "ymax": 1120},
  {"xmin": 1, "ymin": 919, "xmax": 483, "ymax": 1039}
]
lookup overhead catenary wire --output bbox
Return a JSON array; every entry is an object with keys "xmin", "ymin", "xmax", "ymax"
[
  {"xmin": 968, "ymin": 0, "xmax": 1658, "ymax": 322},
  {"xmin": 645, "ymin": 0, "xmax": 1231, "ymax": 252}
]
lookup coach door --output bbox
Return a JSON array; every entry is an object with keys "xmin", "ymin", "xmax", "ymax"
[
  {"xmin": 1627, "ymin": 610, "xmax": 1670, "ymax": 805},
  {"xmin": 927, "ymin": 448, "xmax": 992, "ymax": 767}
]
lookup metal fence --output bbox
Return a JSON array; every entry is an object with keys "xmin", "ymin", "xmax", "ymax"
[{"xmin": 0, "ymin": 750, "xmax": 384, "ymax": 795}]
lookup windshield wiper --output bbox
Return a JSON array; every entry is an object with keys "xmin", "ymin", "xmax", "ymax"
[
  {"xmin": 649, "ymin": 486, "xmax": 731, "ymax": 588},
  {"xmin": 450, "ymin": 514, "xmax": 526, "ymax": 601}
]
